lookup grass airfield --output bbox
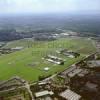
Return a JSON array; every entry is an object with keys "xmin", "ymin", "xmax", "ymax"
[{"xmin": 0, "ymin": 37, "xmax": 96, "ymax": 82}]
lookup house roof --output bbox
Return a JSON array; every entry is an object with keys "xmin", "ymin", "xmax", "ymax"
[
  {"xmin": 87, "ymin": 60, "xmax": 100, "ymax": 68},
  {"xmin": 68, "ymin": 68, "xmax": 83, "ymax": 78},
  {"xmin": 35, "ymin": 90, "xmax": 54, "ymax": 98},
  {"xmin": 85, "ymin": 82, "xmax": 98, "ymax": 91},
  {"xmin": 0, "ymin": 76, "xmax": 26, "ymax": 92},
  {"xmin": 60, "ymin": 89, "xmax": 81, "ymax": 100}
]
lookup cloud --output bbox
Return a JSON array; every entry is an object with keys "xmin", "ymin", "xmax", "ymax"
[{"xmin": 0, "ymin": 0, "xmax": 100, "ymax": 14}]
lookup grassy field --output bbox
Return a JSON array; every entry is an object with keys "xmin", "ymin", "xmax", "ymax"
[{"xmin": 0, "ymin": 37, "xmax": 96, "ymax": 82}]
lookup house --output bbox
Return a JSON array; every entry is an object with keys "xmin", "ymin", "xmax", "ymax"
[
  {"xmin": 35, "ymin": 90, "xmax": 54, "ymax": 99},
  {"xmin": 57, "ymin": 49, "xmax": 80, "ymax": 58},
  {"xmin": 0, "ymin": 48, "xmax": 13, "ymax": 54},
  {"xmin": 84, "ymin": 81, "xmax": 98, "ymax": 92},
  {"xmin": 77, "ymin": 69, "xmax": 89, "ymax": 77},
  {"xmin": 0, "ymin": 76, "xmax": 26, "ymax": 92},
  {"xmin": 0, "ymin": 76, "xmax": 29, "ymax": 100},
  {"xmin": 87, "ymin": 60, "xmax": 100, "ymax": 69},
  {"xmin": 11, "ymin": 46, "xmax": 23, "ymax": 51},
  {"xmin": 59, "ymin": 89, "xmax": 81, "ymax": 100},
  {"xmin": 45, "ymin": 55, "xmax": 64, "ymax": 65},
  {"xmin": 67, "ymin": 68, "xmax": 83, "ymax": 78}
]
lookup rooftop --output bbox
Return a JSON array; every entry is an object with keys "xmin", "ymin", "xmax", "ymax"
[
  {"xmin": 60, "ymin": 89, "xmax": 81, "ymax": 100},
  {"xmin": 87, "ymin": 60, "xmax": 100, "ymax": 68},
  {"xmin": 35, "ymin": 90, "xmax": 54, "ymax": 98}
]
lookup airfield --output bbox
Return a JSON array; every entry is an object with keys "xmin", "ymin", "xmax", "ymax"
[{"xmin": 0, "ymin": 37, "xmax": 96, "ymax": 82}]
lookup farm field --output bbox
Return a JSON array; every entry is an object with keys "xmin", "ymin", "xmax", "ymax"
[{"xmin": 0, "ymin": 37, "xmax": 96, "ymax": 82}]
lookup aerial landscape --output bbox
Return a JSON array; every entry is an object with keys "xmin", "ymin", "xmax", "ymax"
[{"xmin": 0, "ymin": 0, "xmax": 100, "ymax": 100}]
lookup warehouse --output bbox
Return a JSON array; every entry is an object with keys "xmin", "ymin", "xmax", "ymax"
[{"xmin": 59, "ymin": 89, "xmax": 81, "ymax": 100}]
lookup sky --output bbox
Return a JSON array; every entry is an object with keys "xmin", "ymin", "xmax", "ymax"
[{"xmin": 0, "ymin": 0, "xmax": 100, "ymax": 15}]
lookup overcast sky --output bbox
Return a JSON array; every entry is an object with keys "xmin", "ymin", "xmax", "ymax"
[{"xmin": 0, "ymin": 0, "xmax": 100, "ymax": 14}]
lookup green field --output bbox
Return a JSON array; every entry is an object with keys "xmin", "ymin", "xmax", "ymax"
[{"xmin": 0, "ymin": 37, "xmax": 96, "ymax": 82}]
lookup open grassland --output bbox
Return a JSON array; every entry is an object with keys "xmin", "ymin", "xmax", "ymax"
[{"xmin": 0, "ymin": 37, "xmax": 96, "ymax": 82}]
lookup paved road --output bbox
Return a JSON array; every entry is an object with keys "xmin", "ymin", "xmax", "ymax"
[{"xmin": 25, "ymin": 82, "xmax": 35, "ymax": 100}]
